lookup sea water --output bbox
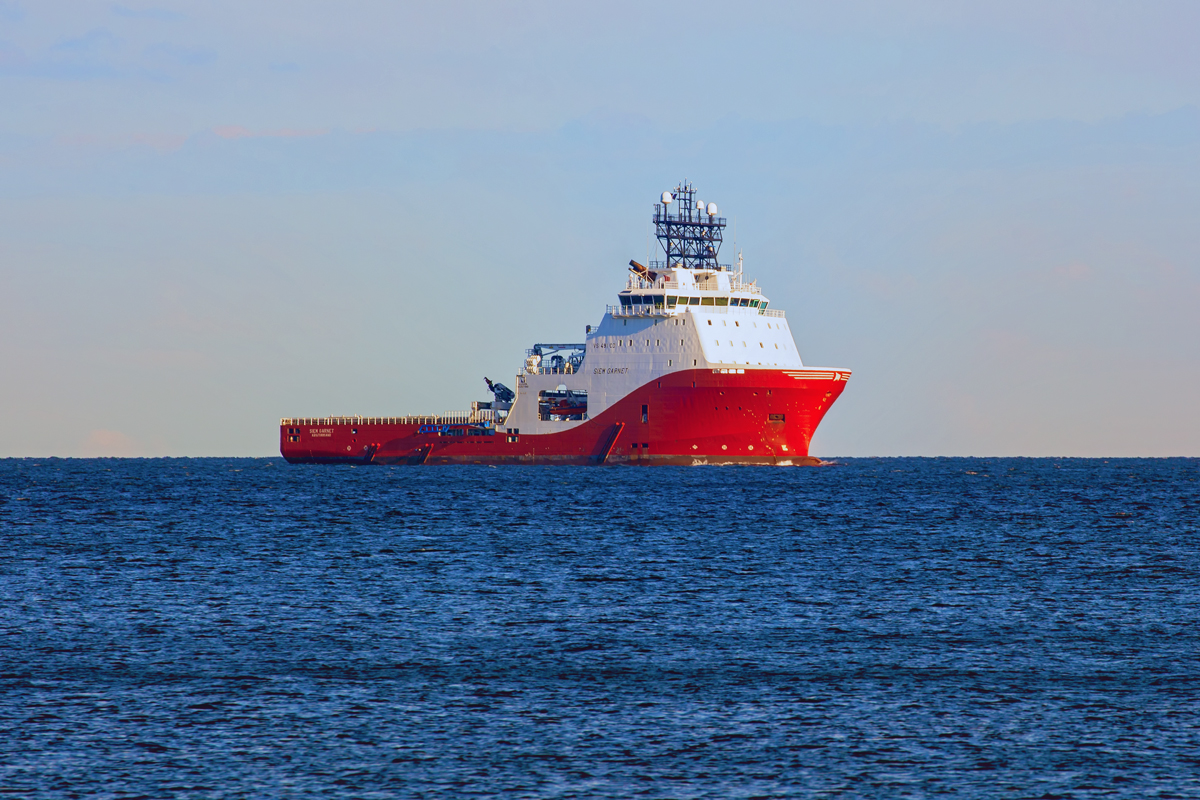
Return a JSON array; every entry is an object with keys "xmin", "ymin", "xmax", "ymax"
[{"xmin": 1, "ymin": 458, "xmax": 1198, "ymax": 798}]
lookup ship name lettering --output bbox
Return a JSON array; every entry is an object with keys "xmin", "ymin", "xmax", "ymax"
[
  {"xmin": 595, "ymin": 367, "xmax": 628, "ymax": 374},
  {"xmin": 310, "ymin": 428, "xmax": 333, "ymax": 437}
]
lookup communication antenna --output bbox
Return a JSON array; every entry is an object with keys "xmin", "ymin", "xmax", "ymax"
[{"xmin": 652, "ymin": 180, "xmax": 727, "ymax": 271}]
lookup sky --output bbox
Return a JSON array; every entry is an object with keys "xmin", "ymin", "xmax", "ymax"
[{"xmin": 1, "ymin": 0, "xmax": 1198, "ymax": 457}]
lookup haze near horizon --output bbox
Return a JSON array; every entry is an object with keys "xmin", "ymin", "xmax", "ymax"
[{"xmin": 1, "ymin": 1, "xmax": 1197, "ymax": 457}]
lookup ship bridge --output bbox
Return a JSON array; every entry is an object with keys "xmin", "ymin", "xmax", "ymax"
[
  {"xmin": 616, "ymin": 180, "xmax": 783, "ymax": 320},
  {"xmin": 612, "ymin": 262, "xmax": 779, "ymax": 319}
]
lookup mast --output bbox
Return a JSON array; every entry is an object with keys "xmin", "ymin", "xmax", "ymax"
[{"xmin": 652, "ymin": 180, "xmax": 728, "ymax": 271}]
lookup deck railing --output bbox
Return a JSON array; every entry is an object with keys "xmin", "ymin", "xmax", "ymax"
[
  {"xmin": 524, "ymin": 366, "xmax": 579, "ymax": 375},
  {"xmin": 614, "ymin": 303, "xmax": 784, "ymax": 315},
  {"xmin": 281, "ymin": 413, "xmax": 471, "ymax": 427},
  {"xmin": 607, "ymin": 303, "xmax": 783, "ymax": 319},
  {"xmin": 608, "ymin": 304, "xmax": 671, "ymax": 317}
]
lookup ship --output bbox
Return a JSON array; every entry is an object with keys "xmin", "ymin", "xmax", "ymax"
[{"xmin": 280, "ymin": 181, "xmax": 850, "ymax": 466}]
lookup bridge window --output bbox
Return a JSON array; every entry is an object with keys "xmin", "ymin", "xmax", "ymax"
[{"xmin": 689, "ymin": 297, "xmax": 700, "ymax": 305}]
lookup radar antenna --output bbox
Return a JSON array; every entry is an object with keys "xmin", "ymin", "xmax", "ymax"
[{"xmin": 651, "ymin": 180, "xmax": 728, "ymax": 271}]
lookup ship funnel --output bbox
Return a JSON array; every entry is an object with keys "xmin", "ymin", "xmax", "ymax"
[{"xmin": 662, "ymin": 191, "xmax": 673, "ymax": 204}]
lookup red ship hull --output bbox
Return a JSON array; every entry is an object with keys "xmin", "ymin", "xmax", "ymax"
[{"xmin": 280, "ymin": 369, "xmax": 846, "ymax": 466}]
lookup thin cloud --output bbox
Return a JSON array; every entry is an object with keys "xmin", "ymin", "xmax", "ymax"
[
  {"xmin": 51, "ymin": 29, "xmax": 120, "ymax": 54},
  {"xmin": 0, "ymin": 39, "xmax": 25, "ymax": 68},
  {"xmin": 212, "ymin": 126, "xmax": 330, "ymax": 140},
  {"xmin": 142, "ymin": 42, "xmax": 215, "ymax": 68},
  {"xmin": 111, "ymin": 5, "xmax": 185, "ymax": 22}
]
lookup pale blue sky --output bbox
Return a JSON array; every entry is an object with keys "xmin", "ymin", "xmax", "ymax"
[{"xmin": 1, "ymin": 1, "xmax": 1197, "ymax": 456}]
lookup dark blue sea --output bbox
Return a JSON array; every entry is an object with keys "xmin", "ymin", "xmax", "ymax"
[{"xmin": 2, "ymin": 458, "xmax": 1199, "ymax": 799}]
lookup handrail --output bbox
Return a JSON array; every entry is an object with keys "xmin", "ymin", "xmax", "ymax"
[
  {"xmin": 281, "ymin": 414, "xmax": 473, "ymax": 427},
  {"xmin": 608, "ymin": 304, "xmax": 733, "ymax": 316},
  {"xmin": 608, "ymin": 304, "xmax": 669, "ymax": 317},
  {"xmin": 525, "ymin": 366, "xmax": 579, "ymax": 374}
]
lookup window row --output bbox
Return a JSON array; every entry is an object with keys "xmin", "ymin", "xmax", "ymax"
[{"xmin": 619, "ymin": 294, "xmax": 767, "ymax": 310}]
